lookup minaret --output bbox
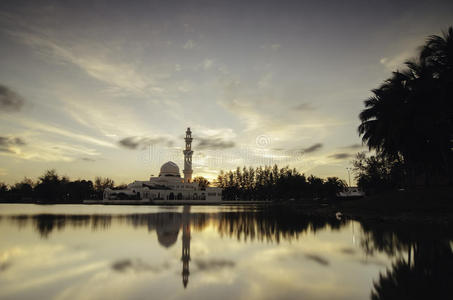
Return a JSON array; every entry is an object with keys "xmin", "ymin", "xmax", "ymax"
[
  {"xmin": 181, "ymin": 206, "xmax": 191, "ymax": 288},
  {"xmin": 183, "ymin": 127, "xmax": 193, "ymax": 182}
]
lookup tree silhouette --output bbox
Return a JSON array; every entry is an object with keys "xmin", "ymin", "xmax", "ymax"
[
  {"xmin": 358, "ymin": 26, "xmax": 453, "ymax": 187},
  {"xmin": 216, "ymin": 164, "xmax": 345, "ymax": 201},
  {"xmin": 192, "ymin": 176, "xmax": 210, "ymax": 189}
]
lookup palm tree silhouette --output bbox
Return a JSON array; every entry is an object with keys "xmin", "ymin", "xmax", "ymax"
[{"xmin": 358, "ymin": 26, "xmax": 453, "ymax": 186}]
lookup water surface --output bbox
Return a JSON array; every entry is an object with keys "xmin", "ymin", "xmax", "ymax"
[{"xmin": 0, "ymin": 204, "xmax": 452, "ymax": 300}]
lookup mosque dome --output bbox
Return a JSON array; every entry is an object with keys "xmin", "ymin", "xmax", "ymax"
[
  {"xmin": 159, "ymin": 161, "xmax": 180, "ymax": 177},
  {"xmin": 156, "ymin": 213, "xmax": 181, "ymax": 248},
  {"xmin": 157, "ymin": 227, "xmax": 179, "ymax": 248}
]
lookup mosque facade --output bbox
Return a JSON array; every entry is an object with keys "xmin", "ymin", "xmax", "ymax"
[{"xmin": 103, "ymin": 128, "xmax": 223, "ymax": 203}]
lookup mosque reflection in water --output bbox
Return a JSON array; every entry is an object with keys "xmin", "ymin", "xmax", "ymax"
[
  {"xmin": 5, "ymin": 205, "xmax": 453, "ymax": 298},
  {"xmin": 155, "ymin": 205, "xmax": 193, "ymax": 288}
]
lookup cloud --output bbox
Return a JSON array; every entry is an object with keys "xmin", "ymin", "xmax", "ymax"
[
  {"xmin": 218, "ymin": 89, "xmax": 342, "ymax": 145},
  {"xmin": 203, "ymin": 59, "xmax": 213, "ymax": 70},
  {"xmin": 305, "ymin": 254, "xmax": 329, "ymax": 266},
  {"xmin": 0, "ymin": 261, "xmax": 12, "ymax": 272},
  {"xmin": 328, "ymin": 153, "xmax": 352, "ymax": 160},
  {"xmin": 193, "ymin": 258, "xmax": 235, "ymax": 271},
  {"xmin": 197, "ymin": 137, "xmax": 235, "ymax": 150},
  {"xmin": 260, "ymin": 44, "xmax": 281, "ymax": 51},
  {"xmin": 0, "ymin": 132, "xmax": 101, "ymax": 162},
  {"xmin": 183, "ymin": 39, "xmax": 196, "ymax": 49},
  {"xmin": 0, "ymin": 136, "xmax": 26, "ymax": 153},
  {"xmin": 118, "ymin": 136, "xmax": 173, "ymax": 150},
  {"xmin": 257, "ymin": 72, "xmax": 272, "ymax": 88},
  {"xmin": 340, "ymin": 247, "xmax": 356, "ymax": 255},
  {"xmin": 303, "ymin": 143, "xmax": 323, "ymax": 153},
  {"xmin": 341, "ymin": 143, "xmax": 362, "ymax": 150},
  {"xmin": 0, "ymin": 84, "xmax": 25, "ymax": 112},
  {"xmin": 293, "ymin": 103, "xmax": 314, "ymax": 111},
  {"xmin": 379, "ymin": 50, "xmax": 415, "ymax": 71},
  {"xmin": 2, "ymin": 20, "xmax": 165, "ymax": 98},
  {"xmin": 13, "ymin": 118, "xmax": 115, "ymax": 148},
  {"xmin": 111, "ymin": 259, "xmax": 169, "ymax": 273},
  {"xmin": 80, "ymin": 157, "xmax": 96, "ymax": 162}
]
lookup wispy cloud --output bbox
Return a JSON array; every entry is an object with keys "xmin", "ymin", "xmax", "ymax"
[
  {"xmin": 305, "ymin": 254, "xmax": 330, "ymax": 266},
  {"xmin": 197, "ymin": 137, "xmax": 235, "ymax": 150},
  {"xmin": 328, "ymin": 153, "xmax": 352, "ymax": 160},
  {"xmin": 380, "ymin": 50, "xmax": 415, "ymax": 71},
  {"xmin": 303, "ymin": 143, "xmax": 323, "ymax": 153},
  {"xmin": 80, "ymin": 157, "xmax": 96, "ymax": 162},
  {"xmin": 111, "ymin": 258, "xmax": 169, "ymax": 273},
  {"xmin": 17, "ymin": 118, "xmax": 116, "ymax": 148},
  {"xmin": 257, "ymin": 72, "xmax": 272, "ymax": 89},
  {"xmin": 340, "ymin": 143, "xmax": 363, "ymax": 150},
  {"xmin": 260, "ymin": 43, "xmax": 281, "ymax": 51},
  {"xmin": 271, "ymin": 44, "xmax": 281, "ymax": 50},
  {"xmin": 5, "ymin": 116, "xmax": 117, "ymax": 148},
  {"xmin": 0, "ymin": 84, "xmax": 25, "ymax": 112},
  {"xmin": 195, "ymin": 128, "xmax": 236, "ymax": 150},
  {"xmin": 1, "ymin": 14, "xmax": 166, "ymax": 98},
  {"xmin": 118, "ymin": 136, "xmax": 174, "ymax": 150},
  {"xmin": 0, "ymin": 137, "xmax": 101, "ymax": 162},
  {"xmin": 183, "ymin": 39, "xmax": 196, "ymax": 49},
  {"xmin": 193, "ymin": 258, "xmax": 235, "ymax": 271},
  {"xmin": 202, "ymin": 59, "xmax": 214, "ymax": 70},
  {"xmin": 292, "ymin": 102, "xmax": 315, "ymax": 111},
  {"xmin": 0, "ymin": 136, "xmax": 26, "ymax": 153}
]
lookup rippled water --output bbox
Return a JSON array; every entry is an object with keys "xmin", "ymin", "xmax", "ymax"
[{"xmin": 0, "ymin": 204, "xmax": 452, "ymax": 300}]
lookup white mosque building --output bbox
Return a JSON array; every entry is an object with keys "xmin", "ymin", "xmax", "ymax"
[{"xmin": 103, "ymin": 128, "xmax": 223, "ymax": 203}]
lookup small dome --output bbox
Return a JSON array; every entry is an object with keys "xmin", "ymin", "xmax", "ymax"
[{"xmin": 159, "ymin": 161, "xmax": 180, "ymax": 177}]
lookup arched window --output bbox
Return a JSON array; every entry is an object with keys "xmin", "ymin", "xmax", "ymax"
[{"xmin": 169, "ymin": 192, "xmax": 175, "ymax": 200}]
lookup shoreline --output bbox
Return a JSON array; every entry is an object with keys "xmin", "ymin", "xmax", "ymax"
[{"xmin": 2, "ymin": 190, "xmax": 453, "ymax": 224}]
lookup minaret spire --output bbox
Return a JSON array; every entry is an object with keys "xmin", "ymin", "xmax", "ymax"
[{"xmin": 183, "ymin": 127, "xmax": 193, "ymax": 182}]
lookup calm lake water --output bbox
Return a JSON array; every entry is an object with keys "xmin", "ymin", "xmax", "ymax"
[{"xmin": 0, "ymin": 204, "xmax": 452, "ymax": 300}]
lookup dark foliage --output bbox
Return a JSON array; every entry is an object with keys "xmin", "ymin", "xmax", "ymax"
[
  {"xmin": 358, "ymin": 27, "xmax": 453, "ymax": 187},
  {"xmin": 192, "ymin": 176, "xmax": 210, "ymax": 189},
  {"xmin": 0, "ymin": 170, "xmax": 118, "ymax": 202},
  {"xmin": 216, "ymin": 164, "xmax": 346, "ymax": 200},
  {"xmin": 352, "ymin": 152, "xmax": 405, "ymax": 193}
]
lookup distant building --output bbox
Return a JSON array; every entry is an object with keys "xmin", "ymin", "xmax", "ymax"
[{"xmin": 103, "ymin": 128, "xmax": 222, "ymax": 203}]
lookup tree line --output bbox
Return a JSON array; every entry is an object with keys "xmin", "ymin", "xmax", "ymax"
[
  {"xmin": 215, "ymin": 165, "xmax": 346, "ymax": 201},
  {"xmin": 356, "ymin": 26, "xmax": 453, "ymax": 191},
  {"xmin": 0, "ymin": 169, "xmax": 119, "ymax": 203}
]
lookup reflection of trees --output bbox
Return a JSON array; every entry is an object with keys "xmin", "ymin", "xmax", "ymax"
[
  {"xmin": 371, "ymin": 243, "xmax": 453, "ymax": 299},
  {"xmin": 359, "ymin": 220, "xmax": 453, "ymax": 299},
  {"xmin": 7, "ymin": 207, "xmax": 344, "ymax": 241},
  {"xmin": 8, "ymin": 215, "xmax": 112, "ymax": 238},
  {"xmin": 216, "ymin": 207, "xmax": 345, "ymax": 243}
]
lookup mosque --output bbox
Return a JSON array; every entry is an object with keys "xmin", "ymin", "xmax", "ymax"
[{"xmin": 103, "ymin": 128, "xmax": 223, "ymax": 203}]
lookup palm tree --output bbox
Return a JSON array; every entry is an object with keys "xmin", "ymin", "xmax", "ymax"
[
  {"xmin": 420, "ymin": 27, "xmax": 453, "ymax": 79},
  {"xmin": 420, "ymin": 27, "xmax": 453, "ymax": 180},
  {"xmin": 358, "ymin": 26, "xmax": 453, "ymax": 186}
]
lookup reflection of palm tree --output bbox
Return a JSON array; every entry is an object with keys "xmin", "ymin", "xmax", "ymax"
[
  {"xmin": 371, "ymin": 241, "xmax": 453, "ymax": 300},
  {"xmin": 359, "ymin": 219, "xmax": 453, "ymax": 299}
]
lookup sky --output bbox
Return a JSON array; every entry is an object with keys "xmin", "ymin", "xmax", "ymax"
[{"xmin": 0, "ymin": 0, "xmax": 452, "ymax": 185}]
